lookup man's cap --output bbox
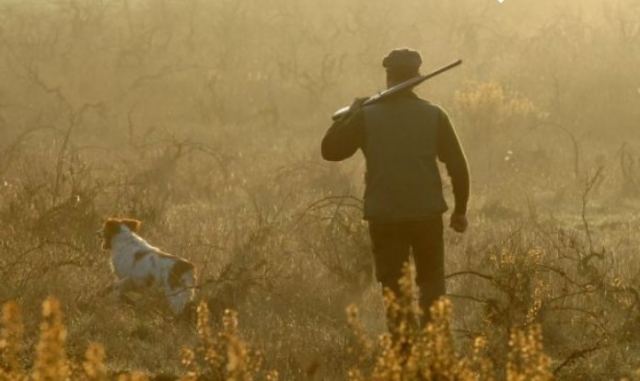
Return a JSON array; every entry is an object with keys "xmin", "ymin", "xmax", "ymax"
[{"xmin": 382, "ymin": 48, "xmax": 422, "ymax": 72}]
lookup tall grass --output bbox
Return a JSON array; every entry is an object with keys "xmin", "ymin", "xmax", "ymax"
[
  {"xmin": 2, "ymin": 283, "xmax": 556, "ymax": 380},
  {"xmin": 2, "ymin": 1, "xmax": 640, "ymax": 379}
]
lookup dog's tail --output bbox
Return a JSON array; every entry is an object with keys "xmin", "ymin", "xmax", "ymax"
[{"xmin": 167, "ymin": 261, "xmax": 196, "ymax": 315}]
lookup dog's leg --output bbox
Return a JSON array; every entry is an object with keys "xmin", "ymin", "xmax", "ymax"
[
  {"xmin": 114, "ymin": 277, "xmax": 136, "ymax": 304},
  {"xmin": 165, "ymin": 286, "xmax": 190, "ymax": 315},
  {"xmin": 165, "ymin": 271, "xmax": 196, "ymax": 315}
]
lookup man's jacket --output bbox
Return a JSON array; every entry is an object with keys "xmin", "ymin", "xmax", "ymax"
[{"xmin": 321, "ymin": 92, "xmax": 469, "ymax": 222}]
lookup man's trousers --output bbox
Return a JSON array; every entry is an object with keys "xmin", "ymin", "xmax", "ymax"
[{"xmin": 368, "ymin": 216, "xmax": 445, "ymax": 323}]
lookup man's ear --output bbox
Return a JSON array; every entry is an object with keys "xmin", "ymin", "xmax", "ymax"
[{"xmin": 121, "ymin": 218, "xmax": 142, "ymax": 233}]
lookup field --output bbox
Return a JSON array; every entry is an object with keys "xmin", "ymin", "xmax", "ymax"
[{"xmin": 1, "ymin": 0, "xmax": 640, "ymax": 379}]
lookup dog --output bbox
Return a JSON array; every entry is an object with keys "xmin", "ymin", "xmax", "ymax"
[{"xmin": 98, "ymin": 218, "xmax": 196, "ymax": 315}]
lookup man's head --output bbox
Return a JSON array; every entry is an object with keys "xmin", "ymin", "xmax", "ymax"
[{"xmin": 383, "ymin": 48, "xmax": 422, "ymax": 88}]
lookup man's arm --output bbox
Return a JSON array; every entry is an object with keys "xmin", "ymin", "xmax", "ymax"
[
  {"xmin": 437, "ymin": 109, "xmax": 470, "ymax": 217},
  {"xmin": 321, "ymin": 100, "xmax": 365, "ymax": 161}
]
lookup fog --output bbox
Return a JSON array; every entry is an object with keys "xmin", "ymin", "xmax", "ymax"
[{"xmin": 1, "ymin": 1, "xmax": 640, "ymax": 379}]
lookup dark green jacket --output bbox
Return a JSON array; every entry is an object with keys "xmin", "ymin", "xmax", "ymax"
[{"xmin": 321, "ymin": 92, "xmax": 469, "ymax": 222}]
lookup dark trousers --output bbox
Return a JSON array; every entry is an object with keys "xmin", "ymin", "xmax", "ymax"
[{"xmin": 368, "ymin": 216, "xmax": 445, "ymax": 324}]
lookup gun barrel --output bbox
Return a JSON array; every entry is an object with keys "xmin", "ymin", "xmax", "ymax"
[{"xmin": 331, "ymin": 59, "xmax": 462, "ymax": 121}]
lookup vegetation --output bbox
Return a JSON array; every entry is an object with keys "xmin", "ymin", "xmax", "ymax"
[{"xmin": 1, "ymin": 0, "xmax": 640, "ymax": 379}]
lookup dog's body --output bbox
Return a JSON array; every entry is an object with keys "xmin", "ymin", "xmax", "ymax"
[{"xmin": 100, "ymin": 218, "xmax": 195, "ymax": 315}]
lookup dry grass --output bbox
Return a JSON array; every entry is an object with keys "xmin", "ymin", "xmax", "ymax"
[
  {"xmin": 1, "ymin": 284, "xmax": 556, "ymax": 380},
  {"xmin": 2, "ymin": 0, "xmax": 640, "ymax": 380}
]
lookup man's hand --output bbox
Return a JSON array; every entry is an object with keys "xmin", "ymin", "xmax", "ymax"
[
  {"xmin": 449, "ymin": 213, "xmax": 468, "ymax": 233},
  {"xmin": 337, "ymin": 97, "xmax": 368, "ymax": 123},
  {"xmin": 350, "ymin": 97, "xmax": 368, "ymax": 111}
]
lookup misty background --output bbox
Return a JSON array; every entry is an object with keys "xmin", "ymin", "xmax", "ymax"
[{"xmin": 1, "ymin": 0, "xmax": 640, "ymax": 379}]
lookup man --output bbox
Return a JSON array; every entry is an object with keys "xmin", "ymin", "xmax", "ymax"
[{"xmin": 321, "ymin": 48, "xmax": 470, "ymax": 323}]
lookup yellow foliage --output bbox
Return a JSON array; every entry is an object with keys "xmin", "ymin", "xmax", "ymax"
[
  {"xmin": 346, "ymin": 263, "xmax": 554, "ymax": 381},
  {"xmin": 455, "ymin": 82, "xmax": 537, "ymax": 128},
  {"xmin": 0, "ymin": 293, "xmax": 555, "ymax": 380}
]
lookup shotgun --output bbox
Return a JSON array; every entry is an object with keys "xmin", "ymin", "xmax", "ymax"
[{"xmin": 332, "ymin": 59, "xmax": 462, "ymax": 121}]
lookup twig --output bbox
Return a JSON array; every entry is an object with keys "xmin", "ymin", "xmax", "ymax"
[
  {"xmin": 445, "ymin": 270, "xmax": 494, "ymax": 282},
  {"xmin": 553, "ymin": 340, "xmax": 606, "ymax": 375},
  {"xmin": 581, "ymin": 166, "xmax": 604, "ymax": 255}
]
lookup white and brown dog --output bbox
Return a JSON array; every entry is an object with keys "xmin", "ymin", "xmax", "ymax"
[{"xmin": 99, "ymin": 218, "xmax": 196, "ymax": 315}]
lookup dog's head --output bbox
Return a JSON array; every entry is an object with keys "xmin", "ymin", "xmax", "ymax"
[{"xmin": 98, "ymin": 218, "xmax": 142, "ymax": 250}]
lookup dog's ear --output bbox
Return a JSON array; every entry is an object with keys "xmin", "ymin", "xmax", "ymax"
[
  {"xmin": 104, "ymin": 218, "xmax": 121, "ymax": 234},
  {"xmin": 121, "ymin": 218, "xmax": 142, "ymax": 233},
  {"xmin": 102, "ymin": 218, "xmax": 122, "ymax": 250}
]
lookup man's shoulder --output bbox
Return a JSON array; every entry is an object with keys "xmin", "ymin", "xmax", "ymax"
[
  {"xmin": 414, "ymin": 97, "xmax": 445, "ymax": 110},
  {"xmin": 412, "ymin": 97, "xmax": 449, "ymax": 118},
  {"xmin": 363, "ymin": 94, "xmax": 448, "ymax": 119}
]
